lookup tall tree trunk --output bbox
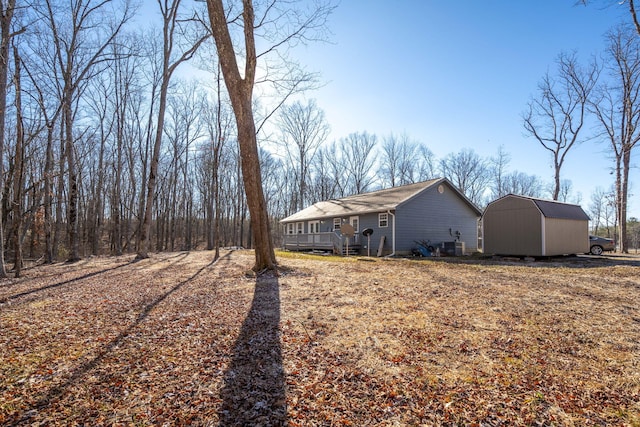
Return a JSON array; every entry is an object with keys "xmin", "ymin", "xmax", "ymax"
[
  {"xmin": 138, "ymin": 77, "xmax": 169, "ymax": 258},
  {"xmin": 93, "ymin": 124, "xmax": 106, "ymax": 255},
  {"xmin": 64, "ymin": 82, "xmax": 80, "ymax": 262},
  {"xmin": 620, "ymin": 149, "xmax": 631, "ymax": 253},
  {"xmin": 614, "ymin": 154, "xmax": 622, "ymax": 252},
  {"xmin": 12, "ymin": 45, "xmax": 23, "ymax": 276},
  {"xmin": 43, "ymin": 119, "xmax": 55, "ymax": 263},
  {"xmin": 53, "ymin": 117, "xmax": 66, "ymax": 260},
  {"xmin": 113, "ymin": 119, "xmax": 123, "ymax": 255},
  {"xmin": 136, "ymin": 0, "xmax": 208, "ymax": 259},
  {"xmin": 213, "ymin": 130, "xmax": 221, "ymax": 260},
  {"xmin": 0, "ymin": 0, "xmax": 17, "ymax": 278},
  {"xmin": 207, "ymin": 0, "xmax": 276, "ymax": 271}
]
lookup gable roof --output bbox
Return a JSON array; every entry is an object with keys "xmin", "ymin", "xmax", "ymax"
[
  {"xmin": 487, "ymin": 194, "xmax": 590, "ymax": 221},
  {"xmin": 280, "ymin": 178, "xmax": 481, "ymax": 223}
]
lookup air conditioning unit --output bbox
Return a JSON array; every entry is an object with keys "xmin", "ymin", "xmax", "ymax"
[{"xmin": 442, "ymin": 241, "xmax": 465, "ymax": 256}]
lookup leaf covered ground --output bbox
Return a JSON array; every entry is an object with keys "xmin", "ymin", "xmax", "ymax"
[{"xmin": 0, "ymin": 250, "xmax": 639, "ymax": 426}]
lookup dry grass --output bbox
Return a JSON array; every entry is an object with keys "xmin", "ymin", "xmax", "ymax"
[{"xmin": 1, "ymin": 250, "xmax": 639, "ymax": 426}]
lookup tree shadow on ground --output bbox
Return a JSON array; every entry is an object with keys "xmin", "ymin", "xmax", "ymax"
[
  {"xmin": 0, "ymin": 252, "xmax": 189, "ymax": 304},
  {"xmin": 218, "ymin": 272, "xmax": 286, "ymax": 426},
  {"xmin": 8, "ymin": 252, "xmax": 220, "ymax": 426}
]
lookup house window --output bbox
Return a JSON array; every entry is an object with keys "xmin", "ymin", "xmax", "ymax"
[
  {"xmin": 296, "ymin": 222, "xmax": 304, "ymax": 233},
  {"xmin": 286, "ymin": 223, "xmax": 294, "ymax": 235},
  {"xmin": 379, "ymin": 213, "xmax": 388, "ymax": 228},
  {"xmin": 333, "ymin": 218, "xmax": 341, "ymax": 231}
]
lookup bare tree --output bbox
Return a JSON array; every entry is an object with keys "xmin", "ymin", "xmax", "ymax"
[
  {"xmin": 397, "ymin": 136, "xmax": 433, "ymax": 185},
  {"xmin": 308, "ymin": 143, "xmax": 339, "ymax": 203},
  {"xmin": 489, "ymin": 145, "xmax": 511, "ymax": 199},
  {"xmin": 414, "ymin": 144, "xmax": 437, "ymax": 182},
  {"xmin": 439, "ymin": 148, "xmax": 491, "ymax": 206},
  {"xmin": 276, "ymin": 99, "xmax": 329, "ymax": 210},
  {"xmin": 502, "ymin": 171, "xmax": 544, "ymax": 198},
  {"xmin": 379, "ymin": 133, "xmax": 402, "ymax": 187},
  {"xmin": 556, "ymin": 179, "xmax": 574, "ymax": 202},
  {"xmin": 11, "ymin": 44, "xmax": 24, "ymax": 276},
  {"xmin": 523, "ymin": 51, "xmax": 599, "ymax": 200},
  {"xmin": 202, "ymin": 67, "xmax": 234, "ymax": 258},
  {"xmin": 137, "ymin": 0, "xmax": 209, "ymax": 259},
  {"xmin": 588, "ymin": 186, "xmax": 617, "ymax": 235},
  {"xmin": 21, "ymin": 31, "xmax": 62, "ymax": 263},
  {"xmin": 205, "ymin": 0, "xmax": 334, "ymax": 271},
  {"xmin": 578, "ymin": 1, "xmax": 640, "ymax": 36},
  {"xmin": 591, "ymin": 26, "xmax": 640, "ymax": 252},
  {"xmin": 163, "ymin": 79, "xmax": 205, "ymax": 251},
  {"xmin": 84, "ymin": 74, "xmax": 111, "ymax": 256},
  {"xmin": 106, "ymin": 33, "xmax": 141, "ymax": 255},
  {"xmin": 379, "ymin": 133, "xmax": 426, "ymax": 187},
  {"xmin": 340, "ymin": 131, "xmax": 378, "ymax": 194},
  {"xmin": 41, "ymin": 0, "xmax": 134, "ymax": 261},
  {"xmin": 0, "ymin": 0, "xmax": 23, "ymax": 276},
  {"xmin": 325, "ymin": 142, "xmax": 347, "ymax": 198}
]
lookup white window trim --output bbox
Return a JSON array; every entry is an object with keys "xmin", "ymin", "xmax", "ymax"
[
  {"xmin": 379, "ymin": 212, "xmax": 388, "ymax": 228},
  {"xmin": 296, "ymin": 222, "xmax": 304, "ymax": 234},
  {"xmin": 333, "ymin": 218, "xmax": 341, "ymax": 231}
]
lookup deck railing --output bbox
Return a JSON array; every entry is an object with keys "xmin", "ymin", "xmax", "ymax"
[{"xmin": 283, "ymin": 232, "xmax": 345, "ymax": 254}]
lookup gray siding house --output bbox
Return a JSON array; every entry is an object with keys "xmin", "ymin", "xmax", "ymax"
[
  {"xmin": 280, "ymin": 178, "xmax": 482, "ymax": 256},
  {"xmin": 482, "ymin": 194, "xmax": 590, "ymax": 257}
]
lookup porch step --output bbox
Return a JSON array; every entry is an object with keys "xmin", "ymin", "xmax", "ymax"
[{"xmin": 341, "ymin": 244, "xmax": 361, "ymax": 256}]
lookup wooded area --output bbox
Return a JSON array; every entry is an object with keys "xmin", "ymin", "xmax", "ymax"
[{"xmin": 1, "ymin": 0, "xmax": 640, "ymax": 275}]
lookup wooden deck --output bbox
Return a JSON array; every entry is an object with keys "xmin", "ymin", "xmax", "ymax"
[{"xmin": 282, "ymin": 232, "xmax": 361, "ymax": 255}]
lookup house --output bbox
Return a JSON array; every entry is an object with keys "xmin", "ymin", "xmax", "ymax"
[
  {"xmin": 482, "ymin": 194, "xmax": 590, "ymax": 257},
  {"xmin": 280, "ymin": 178, "xmax": 482, "ymax": 256}
]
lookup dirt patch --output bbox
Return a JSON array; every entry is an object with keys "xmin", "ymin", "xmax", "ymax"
[{"xmin": 1, "ymin": 250, "xmax": 639, "ymax": 425}]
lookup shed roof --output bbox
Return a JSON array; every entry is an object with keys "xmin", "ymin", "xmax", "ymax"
[
  {"xmin": 532, "ymin": 198, "xmax": 590, "ymax": 220},
  {"xmin": 280, "ymin": 178, "xmax": 481, "ymax": 223},
  {"xmin": 487, "ymin": 194, "xmax": 590, "ymax": 221}
]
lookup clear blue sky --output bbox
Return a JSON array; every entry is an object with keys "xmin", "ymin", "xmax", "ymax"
[{"xmin": 292, "ymin": 1, "xmax": 635, "ymax": 216}]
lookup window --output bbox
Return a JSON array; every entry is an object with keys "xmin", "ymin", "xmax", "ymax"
[
  {"xmin": 296, "ymin": 222, "xmax": 303, "ymax": 234},
  {"xmin": 333, "ymin": 218, "xmax": 341, "ymax": 231},
  {"xmin": 286, "ymin": 223, "xmax": 294, "ymax": 235},
  {"xmin": 379, "ymin": 213, "xmax": 388, "ymax": 228}
]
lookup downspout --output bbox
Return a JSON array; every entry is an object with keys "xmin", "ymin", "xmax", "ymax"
[{"xmin": 385, "ymin": 210, "xmax": 396, "ymax": 257}]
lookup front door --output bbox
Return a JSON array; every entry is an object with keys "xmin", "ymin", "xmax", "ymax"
[
  {"xmin": 308, "ymin": 220, "xmax": 320, "ymax": 243},
  {"xmin": 309, "ymin": 220, "xmax": 320, "ymax": 234},
  {"xmin": 349, "ymin": 216, "xmax": 360, "ymax": 244}
]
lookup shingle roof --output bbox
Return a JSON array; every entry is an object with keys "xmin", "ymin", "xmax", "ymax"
[
  {"xmin": 490, "ymin": 194, "xmax": 590, "ymax": 221},
  {"xmin": 281, "ymin": 179, "xmax": 444, "ymax": 223},
  {"xmin": 531, "ymin": 198, "xmax": 590, "ymax": 220}
]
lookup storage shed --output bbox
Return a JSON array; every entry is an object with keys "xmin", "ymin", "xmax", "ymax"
[{"xmin": 482, "ymin": 194, "xmax": 590, "ymax": 257}]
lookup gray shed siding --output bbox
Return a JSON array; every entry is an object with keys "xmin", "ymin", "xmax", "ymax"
[
  {"xmin": 483, "ymin": 195, "xmax": 589, "ymax": 256},
  {"xmin": 483, "ymin": 197, "xmax": 542, "ymax": 256},
  {"xmin": 395, "ymin": 183, "xmax": 479, "ymax": 254},
  {"xmin": 544, "ymin": 218, "xmax": 589, "ymax": 255}
]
